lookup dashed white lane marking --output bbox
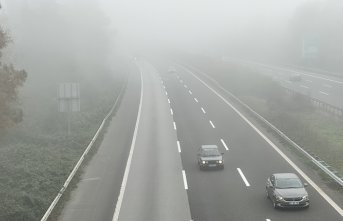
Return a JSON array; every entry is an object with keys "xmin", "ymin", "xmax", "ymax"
[
  {"xmin": 180, "ymin": 80, "xmax": 183, "ymax": 83},
  {"xmin": 266, "ymin": 219, "xmax": 271, "ymax": 221},
  {"xmin": 220, "ymin": 139, "xmax": 229, "ymax": 151},
  {"xmin": 301, "ymin": 73, "xmax": 343, "ymax": 84},
  {"xmin": 81, "ymin": 177, "xmax": 100, "ymax": 182},
  {"xmin": 319, "ymin": 91, "xmax": 329, "ymax": 96},
  {"xmin": 184, "ymin": 85, "xmax": 188, "ymax": 89},
  {"xmin": 165, "ymin": 91, "xmax": 168, "ymax": 96},
  {"xmin": 201, "ymin": 107, "xmax": 206, "ymax": 114},
  {"xmin": 237, "ymin": 168, "xmax": 250, "ymax": 187},
  {"xmin": 177, "ymin": 141, "xmax": 181, "ymax": 153},
  {"xmin": 182, "ymin": 170, "xmax": 188, "ymax": 190},
  {"xmin": 173, "ymin": 122, "xmax": 177, "ymax": 130},
  {"xmin": 112, "ymin": 70, "xmax": 144, "ymax": 221},
  {"xmin": 170, "ymin": 108, "xmax": 174, "ymax": 116},
  {"xmin": 305, "ymin": 79, "xmax": 313, "ymax": 83},
  {"xmin": 194, "ymin": 98, "xmax": 199, "ymax": 103},
  {"xmin": 168, "ymin": 98, "xmax": 170, "ymax": 104},
  {"xmin": 300, "ymin": 85, "xmax": 309, "ymax": 89},
  {"xmin": 209, "ymin": 120, "xmax": 215, "ymax": 128},
  {"xmin": 189, "ymin": 90, "xmax": 192, "ymax": 95},
  {"xmin": 182, "ymin": 66, "xmax": 343, "ymax": 216}
]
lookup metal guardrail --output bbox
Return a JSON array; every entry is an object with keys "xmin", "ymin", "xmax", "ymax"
[
  {"xmin": 184, "ymin": 64, "xmax": 343, "ymax": 187},
  {"xmin": 40, "ymin": 80, "xmax": 127, "ymax": 221}
]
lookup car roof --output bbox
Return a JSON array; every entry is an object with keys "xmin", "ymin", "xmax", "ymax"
[
  {"xmin": 201, "ymin": 145, "xmax": 218, "ymax": 149},
  {"xmin": 273, "ymin": 173, "xmax": 299, "ymax": 179}
]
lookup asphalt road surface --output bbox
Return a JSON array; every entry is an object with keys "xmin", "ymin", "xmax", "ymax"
[
  {"xmin": 224, "ymin": 58, "xmax": 343, "ymax": 110},
  {"xmin": 57, "ymin": 59, "xmax": 343, "ymax": 221},
  {"xmin": 158, "ymin": 61, "xmax": 343, "ymax": 221}
]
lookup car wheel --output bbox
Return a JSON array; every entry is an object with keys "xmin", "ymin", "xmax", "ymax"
[{"xmin": 273, "ymin": 201, "xmax": 278, "ymax": 209}]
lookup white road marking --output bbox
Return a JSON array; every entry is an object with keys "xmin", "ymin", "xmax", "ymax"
[
  {"xmin": 194, "ymin": 98, "xmax": 199, "ymax": 103},
  {"xmin": 182, "ymin": 65, "xmax": 343, "ymax": 217},
  {"xmin": 237, "ymin": 168, "xmax": 250, "ymax": 187},
  {"xmin": 189, "ymin": 90, "xmax": 193, "ymax": 95},
  {"xmin": 266, "ymin": 219, "xmax": 271, "ymax": 221},
  {"xmin": 170, "ymin": 108, "xmax": 173, "ymax": 116},
  {"xmin": 323, "ymin": 84, "xmax": 333, "ymax": 88},
  {"xmin": 319, "ymin": 91, "xmax": 329, "ymax": 96},
  {"xmin": 182, "ymin": 170, "xmax": 188, "ymax": 190},
  {"xmin": 201, "ymin": 107, "xmax": 206, "ymax": 114},
  {"xmin": 209, "ymin": 120, "xmax": 216, "ymax": 128},
  {"xmin": 168, "ymin": 98, "xmax": 170, "ymax": 104},
  {"xmin": 300, "ymin": 85, "xmax": 309, "ymax": 89},
  {"xmin": 173, "ymin": 122, "xmax": 177, "ymax": 130},
  {"xmin": 165, "ymin": 91, "xmax": 168, "ymax": 96},
  {"xmin": 221, "ymin": 139, "xmax": 229, "ymax": 151},
  {"xmin": 301, "ymin": 73, "xmax": 343, "ymax": 84},
  {"xmin": 177, "ymin": 141, "xmax": 181, "ymax": 153},
  {"xmin": 81, "ymin": 177, "xmax": 100, "ymax": 182},
  {"xmin": 286, "ymin": 80, "xmax": 292, "ymax": 84},
  {"xmin": 305, "ymin": 79, "xmax": 313, "ymax": 83},
  {"xmin": 184, "ymin": 85, "xmax": 188, "ymax": 89},
  {"xmin": 180, "ymin": 80, "xmax": 183, "ymax": 83},
  {"xmin": 112, "ymin": 70, "xmax": 144, "ymax": 221}
]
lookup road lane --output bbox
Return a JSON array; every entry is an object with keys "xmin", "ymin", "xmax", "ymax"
[
  {"xmin": 159, "ymin": 62, "xmax": 343, "ymax": 221},
  {"xmin": 58, "ymin": 66, "xmax": 141, "ymax": 221},
  {"xmin": 116, "ymin": 62, "xmax": 191, "ymax": 221}
]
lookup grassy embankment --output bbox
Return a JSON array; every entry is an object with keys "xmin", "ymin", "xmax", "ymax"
[{"xmin": 0, "ymin": 62, "xmax": 128, "ymax": 221}]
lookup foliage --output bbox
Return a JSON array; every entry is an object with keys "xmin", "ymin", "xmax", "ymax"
[{"xmin": 0, "ymin": 27, "xmax": 27, "ymax": 130}]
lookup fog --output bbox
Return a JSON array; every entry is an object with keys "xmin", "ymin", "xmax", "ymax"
[
  {"xmin": 99, "ymin": 0, "xmax": 307, "ymax": 58},
  {"xmin": 1, "ymin": 0, "xmax": 343, "ymax": 70}
]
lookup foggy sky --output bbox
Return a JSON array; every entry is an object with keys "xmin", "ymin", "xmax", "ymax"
[{"xmin": 99, "ymin": 0, "xmax": 308, "ymax": 54}]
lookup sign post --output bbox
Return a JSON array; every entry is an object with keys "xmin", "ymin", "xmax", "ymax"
[{"xmin": 58, "ymin": 83, "xmax": 80, "ymax": 136}]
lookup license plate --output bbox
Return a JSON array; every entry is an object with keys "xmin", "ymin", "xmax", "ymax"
[
  {"xmin": 289, "ymin": 201, "xmax": 299, "ymax": 205},
  {"xmin": 208, "ymin": 164, "xmax": 216, "ymax": 167}
]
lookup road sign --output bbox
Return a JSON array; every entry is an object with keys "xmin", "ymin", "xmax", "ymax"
[{"xmin": 58, "ymin": 83, "xmax": 80, "ymax": 112}]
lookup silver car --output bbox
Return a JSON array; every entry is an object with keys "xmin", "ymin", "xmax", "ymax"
[{"xmin": 266, "ymin": 173, "xmax": 309, "ymax": 209}]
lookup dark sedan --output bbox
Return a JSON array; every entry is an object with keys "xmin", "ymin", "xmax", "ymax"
[
  {"xmin": 197, "ymin": 145, "xmax": 224, "ymax": 170},
  {"xmin": 266, "ymin": 173, "xmax": 310, "ymax": 209}
]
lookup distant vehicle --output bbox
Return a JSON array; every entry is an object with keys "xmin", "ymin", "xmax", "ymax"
[
  {"xmin": 289, "ymin": 74, "xmax": 302, "ymax": 82},
  {"xmin": 197, "ymin": 145, "xmax": 224, "ymax": 170},
  {"xmin": 266, "ymin": 173, "xmax": 309, "ymax": 209},
  {"xmin": 167, "ymin": 66, "xmax": 177, "ymax": 74}
]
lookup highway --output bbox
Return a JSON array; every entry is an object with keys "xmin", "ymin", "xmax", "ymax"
[
  {"xmin": 158, "ymin": 61, "xmax": 343, "ymax": 221},
  {"xmin": 223, "ymin": 58, "xmax": 343, "ymax": 110},
  {"xmin": 57, "ymin": 59, "xmax": 343, "ymax": 221}
]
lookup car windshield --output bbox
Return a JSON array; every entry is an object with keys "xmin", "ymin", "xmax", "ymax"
[
  {"xmin": 275, "ymin": 178, "xmax": 303, "ymax": 189},
  {"xmin": 202, "ymin": 149, "xmax": 220, "ymax": 156}
]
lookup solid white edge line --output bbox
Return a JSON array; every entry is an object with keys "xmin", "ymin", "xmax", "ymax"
[
  {"xmin": 170, "ymin": 108, "xmax": 174, "ymax": 116},
  {"xmin": 177, "ymin": 141, "xmax": 181, "ymax": 153},
  {"xmin": 319, "ymin": 91, "xmax": 329, "ymax": 96},
  {"xmin": 168, "ymin": 98, "xmax": 170, "ymax": 104},
  {"xmin": 209, "ymin": 120, "xmax": 215, "ymax": 128},
  {"xmin": 182, "ymin": 170, "xmax": 188, "ymax": 190},
  {"xmin": 194, "ymin": 98, "xmax": 199, "ymax": 103},
  {"xmin": 237, "ymin": 168, "xmax": 251, "ymax": 187},
  {"xmin": 181, "ymin": 65, "xmax": 343, "ymax": 217},
  {"xmin": 221, "ymin": 139, "xmax": 229, "ymax": 151},
  {"xmin": 112, "ymin": 69, "xmax": 144, "ymax": 221},
  {"xmin": 201, "ymin": 107, "xmax": 206, "ymax": 114},
  {"xmin": 173, "ymin": 122, "xmax": 177, "ymax": 130}
]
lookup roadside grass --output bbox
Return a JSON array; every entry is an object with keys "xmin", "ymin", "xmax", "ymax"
[
  {"xmin": 183, "ymin": 55, "xmax": 343, "ymax": 178},
  {"xmin": 0, "ymin": 64, "xmax": 127, "ymax": 221}
]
